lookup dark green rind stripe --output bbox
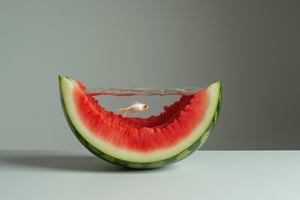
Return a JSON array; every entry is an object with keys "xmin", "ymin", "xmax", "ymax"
[{"xmin": 59, "ymin": 76, "xmax": 222, "ymax": 169}]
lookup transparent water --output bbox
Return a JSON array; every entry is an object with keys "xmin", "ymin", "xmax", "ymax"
[{"xmin": 86, "ymin": 88, "xmax": 202, "ymax": 118}]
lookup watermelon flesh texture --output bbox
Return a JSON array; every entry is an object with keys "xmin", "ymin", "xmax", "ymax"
[{"xmin": 59, "ymin": 76, "xmax": 222, "ymax": 169}]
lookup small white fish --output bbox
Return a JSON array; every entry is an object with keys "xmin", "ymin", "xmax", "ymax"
[{"xmin": 118, "ymin": 101, "xmax": 149, "ymax": 117}]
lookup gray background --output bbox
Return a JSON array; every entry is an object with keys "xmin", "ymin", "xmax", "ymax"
[{"xmin": 0, "ymin": 0, "xmax": 299, "ymax": 150}]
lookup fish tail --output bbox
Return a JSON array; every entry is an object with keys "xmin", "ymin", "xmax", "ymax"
[{"xmin": 118, "ymin": 108, "xmax": 129, "ymax": 117}]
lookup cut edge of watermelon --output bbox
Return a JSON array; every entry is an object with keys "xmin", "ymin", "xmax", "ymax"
[{"xmin": 59, "ymin": 76, "xmax": 221, "ymax": 163}]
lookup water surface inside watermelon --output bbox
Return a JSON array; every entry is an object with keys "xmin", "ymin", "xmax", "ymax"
[{"xmin": 86, "ymin": 88, "xmax": 202, "ymax": 118}]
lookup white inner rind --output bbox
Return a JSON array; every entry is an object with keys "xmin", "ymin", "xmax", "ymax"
[{"xmin": 61, "ymin": 77, "xmax": 220, "ymax": 162}]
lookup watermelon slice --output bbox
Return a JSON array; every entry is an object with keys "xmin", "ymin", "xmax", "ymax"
[{"xmin": 59, "ymin": 76, "xmax": 222, "ymax": 168}]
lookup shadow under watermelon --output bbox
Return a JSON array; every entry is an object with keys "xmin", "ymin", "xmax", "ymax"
[{"xmin": 1, "ymin": 151, "xmax": 177, "ymax": 173}]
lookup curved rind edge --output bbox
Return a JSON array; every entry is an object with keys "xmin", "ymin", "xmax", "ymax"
[{"xmin": 59, "ymin": 76, "xmax": 222, "ymax": 169}]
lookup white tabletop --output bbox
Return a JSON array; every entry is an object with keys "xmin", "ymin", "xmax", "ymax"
[{"xmin": 1, "ymin": 150, "xmax": 299, "ymax": 200}]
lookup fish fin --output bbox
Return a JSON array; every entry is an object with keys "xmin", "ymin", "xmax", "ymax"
[{"xmin": 132, "ymin": 100, "xmax": 140, "ymax": 105}]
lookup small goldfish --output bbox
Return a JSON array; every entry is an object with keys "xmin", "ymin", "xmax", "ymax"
[{"xmin": 118, "ymin": 101, "xmax": 149, "ymax": 117}]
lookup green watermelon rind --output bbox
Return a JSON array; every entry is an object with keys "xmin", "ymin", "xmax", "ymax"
[{"xmin": 59, "ymin": 76, "xmax": 222, "ymax": 169}]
